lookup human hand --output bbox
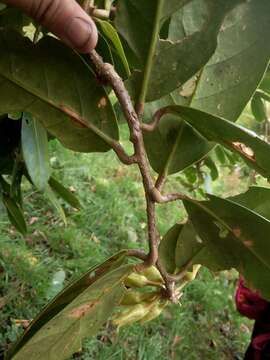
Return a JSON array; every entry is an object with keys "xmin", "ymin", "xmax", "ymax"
[{"xmin": 1, "ymin": 0, "xmax": 98, "ymax": 53}]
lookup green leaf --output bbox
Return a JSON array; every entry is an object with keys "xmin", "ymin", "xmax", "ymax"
[
  {"xmin": 159, "ymin": 224, "xmax": 183, "ymax": 273},
  {"xmin": 189, "ymin": 0, "xmax": 270, "ymax": 120},
  {"xmin": 96, "ymin": 19, "xmax": 130, "ymax": 77},
  {"xmin": 251, "ymin": 93, "xmax": 267, "ymax": 123},
  {"xmin": 146, "ymin": 0, "xmax": 244, "ymax": 102},
  {"xmin": 175, "ymin": 221, "xmax": 220, "ymax": 271},
  {"xmin": 142, "ymin": 90, "xmax": 209, "ymax": 176},
  {"xmin": 21, "ymin": 112, "xmax": 51, "ymax": 190},
  {"xmin": 120, "ymin": 0, "xmax": 245, "ymax": 102},
  {"xmin": 229, "ymin": 186, "xmax": 270, "ymax": 221},
  {"xmin": 142, "ymin": 0, "xmax": 270, "ymax": 175},
  {"xmin": 45, "ymin": 186, "xmax": 67, "ymax": 225},
  {"xmin": 48, "ymin": 177, "xmax": 80, "ymax": 210},
  {"xmin": 7, "ymin": 251, "xmax": 127, "ymax": 359},
  {"xmin": 116, "ymin": 0, "xmax": 192, "ymax": 103},
  {"xmin": 143, "ymin": 112, "xmax": 211, "ymax": 174},
  {"xmin": 184, "ymin": 195, "xmax": 270, "ymax": 300},
  {"xmin": 12, "ymin": 265, "xmax": 132, "ymax": 360},
  {"xmin": 1, "ymin": 194, "xmax": 26, "ymax": 235},
  {"xmin": 115, "ymin": 0, "xmax": 189, "ymax": 66},
  {"xmin": 164, "ymin": 105, "xmax": 270, "ymax": 179},
  {"xmin": 0, "ymin": 30, "xmax": 118, "ymax": 153}
]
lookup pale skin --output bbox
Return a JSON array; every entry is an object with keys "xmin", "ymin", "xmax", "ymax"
[{"xmin": 1, "ymin": 0, "xmax": 98, "ymax": 52}]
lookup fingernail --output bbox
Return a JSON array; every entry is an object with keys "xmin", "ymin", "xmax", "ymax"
[{"xmin": 65, "ymin": 17, "xmax": 93, "ymax": 50}]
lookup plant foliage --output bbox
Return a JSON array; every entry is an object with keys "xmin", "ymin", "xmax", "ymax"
[{"xmin": 0, "ymin": 0, "xmax": 269, "ymax": 358}]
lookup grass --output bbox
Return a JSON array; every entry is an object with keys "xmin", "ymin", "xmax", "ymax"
[{"xmin": 0, "ymin": 131, "xmax": 254, "ymax": 359}]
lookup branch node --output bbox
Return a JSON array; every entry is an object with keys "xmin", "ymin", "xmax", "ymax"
[{"xmin": 141, "ymin": 107, "xmax": 171, "ymax": 132}]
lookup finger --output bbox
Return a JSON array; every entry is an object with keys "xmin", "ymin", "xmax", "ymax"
[{"xmin": 2, "ymin": 0, "xmax": 98, "ymax": 53}]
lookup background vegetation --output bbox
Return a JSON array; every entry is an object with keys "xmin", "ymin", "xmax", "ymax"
[
  {"xmin": 0, "ymin": 1, "xmax": 270, "ymax": 358},
  {"xmin": 0, "ymin": 126, "xmax": 257, "ymax": 359}
]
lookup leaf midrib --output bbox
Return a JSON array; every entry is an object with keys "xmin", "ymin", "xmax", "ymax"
[
  {"xmin": 190, "ymin": 199, "xmax": 270, "ymax": 272},
  {"xmin": 0, "ymin": 71, "xmax": 115, "ymax": 147}
]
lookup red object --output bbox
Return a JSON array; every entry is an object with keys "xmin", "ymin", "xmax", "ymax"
[
  {"xmin": 235, "ymin": 277, "xmax": 268, "ymax": 320},
  {"xmin": 235, "ymin": 277, "xmax": 270, "ymax": 359}
]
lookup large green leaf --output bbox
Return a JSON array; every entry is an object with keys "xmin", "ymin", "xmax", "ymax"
[
  {"xmin": 230, "ymin": 187, "xmax": 270, "ymax": 221},
  {"xmin": 184, "ymin": 195, "xmax": 270, "ymax": 300},
  {"xmin": 145, "ymin": 0, "xmax": 244, "ymax": 102},
  {"xmin": 143, "ymin": 92, "xmax": 210, "ymax": 174},
  {"xmin": 7, "ymin": 252, "xmax": 129, "ymax": 360},
  {"xmin": 0, "ymin": 30, "xmax": 118, "ymax": 153},
  {"xmin": 174, "ymin": 222, "xmax": 207, "ymax": 270},
  {"xmin": 142, "ymin": 0, "xmax": 270, "ymax": 175},
  {"xmin": 189, "ymin": 0, "xmax": 270, "ymax": 120},
  {"xmin": 12, "ymin": 265, "xmax": 132, "ymax": 360},
  {"xmin": 115, "ymin": 0, "xmax": 189, "ymax": 66},
  {"xmin": 163, "ymin": 105, "xmax": 270, "ymax": 179},
  {"xmin": 118, "ymin": 0, "xmax": 243, "ymax": 102},
  {"xmin": 21, "ymin": 112, "xmax": 51, "ymax": 190},
  {"xmin": 144, "ymin": 115, "xmax": 210, "ymax": 175}
]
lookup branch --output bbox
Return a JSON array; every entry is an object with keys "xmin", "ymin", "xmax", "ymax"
[
  {"xmin": 141, "ymin": 107, "xmax": 170, "ymax": 132},
  {"xmin": 59, "ymin": 103, "xmax": 135, "ymax": 166},
  {"xmin": 126, "ymin": 249, "xmax": 147, "ymax": 261},
  {"xmin": 89, "ymin": 50, "xmax": 158, "ymax": 266},
  {"xmin": 88, "ymin": 47, "xmax": 191, "ymax": 302},
  {"xmin": 155, "ymin": 173, "xmax": 166, "ymax": 191},
  {"xmin": 111, "ymin": 141, "xmax": 137, "ymax": 165},
  {"xmin": 142, "ymin": 106, "xmax": 178, "ymax": 193},
  {"xmin": 151, "ymin": 188, "xmax": 188, "ymax": 204},
  {"xmin": 156, "ymin": 260, "xmax": 178, "ymax": 303}
]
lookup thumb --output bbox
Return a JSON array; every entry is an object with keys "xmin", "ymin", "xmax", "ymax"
[{"xmin": 2, "ymin": 0, "xmax": 98, "ymax": 53}]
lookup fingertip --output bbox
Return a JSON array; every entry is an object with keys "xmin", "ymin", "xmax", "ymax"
[
  {"xmin": 77, "ymin": 19, "xmax": 98, "ymax": 53},
  {"xmin": 63, "ymin": 16, "xmax": 98, "ymax": 53}
]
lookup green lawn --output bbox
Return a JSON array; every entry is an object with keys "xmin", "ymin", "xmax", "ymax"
[{"xmin": 0, "ymin": 136, "xmax": 253, "ymax": 359}]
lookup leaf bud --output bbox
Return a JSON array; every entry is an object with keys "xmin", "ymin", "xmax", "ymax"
[
  {"xmin": 140, "ymin": 301, "xmax": 168, "ymax": 324},
  {"xmin": 124, "ymin": 272, "xmax": 153, "ymax": 288},
  {"xmin": 120, "ymin": 290, "xmax": 158, "ymax": 306},
  {"xmin": 113, "ymin": 303, "xmax": 152, "ymax": 327},
  {"xmin": 140, "ymin": 266, "xmax": 163, "ymax": 284}
]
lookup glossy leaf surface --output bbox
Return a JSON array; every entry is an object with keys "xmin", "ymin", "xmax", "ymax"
[
  {"xmin": 184, "ymin": 195, "xmax": 270, "ymax": 300},
  {"xmin": 21, "ymin": 113, "xmax": 51, "ymax": 190},
  {"xmin": 165, "ymin": 106, "xmax": 270, "ymax": 179},
  {"xmin": 0, "ymin": 31, "xmax": 118, "ymax": 153},
  {"xmin": 8, "ymin": 252, "xmax": 129, "ymax": 359},
  {"xmin": 142, "ymin": 0, "xmax": 270, "ymax": 175}
]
